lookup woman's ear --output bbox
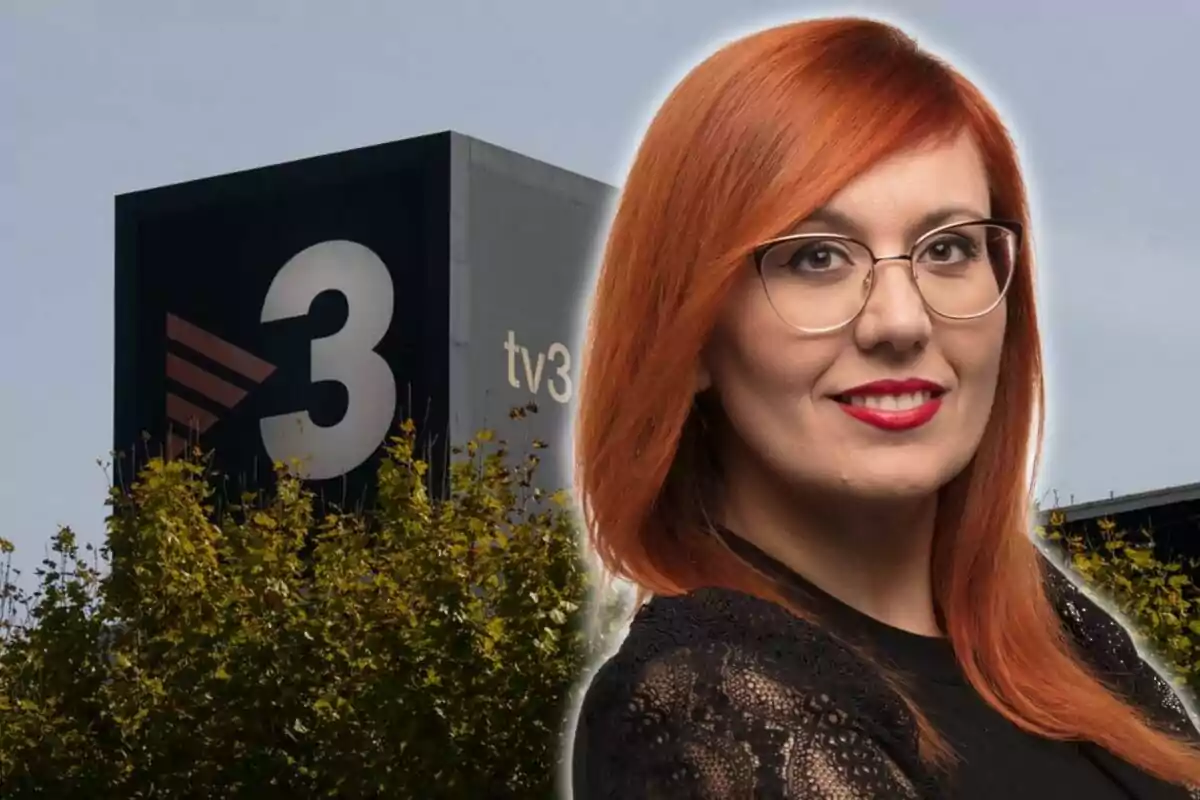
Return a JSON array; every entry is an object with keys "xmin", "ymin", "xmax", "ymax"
[{"xmin": 695, "ymin": 363, "xmax": 712, "ymax": 394}]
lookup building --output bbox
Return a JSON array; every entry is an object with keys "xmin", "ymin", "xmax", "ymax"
[
  {"xmin": 114, "ymin": 131, "xmax": 615, "ymax": 506},
  {"xmin": 1038, "ymin": 482, "xmax": 1200, "ymax": 566}
]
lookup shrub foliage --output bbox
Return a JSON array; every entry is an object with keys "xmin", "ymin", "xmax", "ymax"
[
  {"xmin": 0, "ymin": 417, "xmax": 595, "ymax": 799},
  {"xmin": 4, "ymin": 421, "xmax": 1198, "ymax": 796},
  {"xmin": 1037, "ymin": 510, "xmax": 1200, "ymax": 704}
]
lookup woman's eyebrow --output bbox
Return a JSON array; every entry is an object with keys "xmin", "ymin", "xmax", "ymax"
[
  {"xmin": 908, "ymin": 205, "xmax": 990, "ymax": 235},
  {"xmin": 794, "ymin": 207, "xmax": 864, "ymax": 237},
  {"xmin": 792, "ymin": 204, "xmax": 990, "ymax": 240}
]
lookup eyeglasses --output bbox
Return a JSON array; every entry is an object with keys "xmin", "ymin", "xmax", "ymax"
[{"xmin": 751, "ymin": 219, "xmax": 1022, "ymax": 334}]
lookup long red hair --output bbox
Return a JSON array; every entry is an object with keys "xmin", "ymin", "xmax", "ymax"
[{"xmin": 574, "ymin": 16, "xmax": 1200, "ymax": 786}]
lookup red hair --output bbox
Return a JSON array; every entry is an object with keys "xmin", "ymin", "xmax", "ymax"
[{"xmin": 575, "ymin": 17, "xmax": 1200, "ymax": 786}]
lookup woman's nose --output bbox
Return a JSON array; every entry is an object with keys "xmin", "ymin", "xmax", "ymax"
[{"xmin": 852, "ymin": 260, "xmax": 932, "ymax": 354}]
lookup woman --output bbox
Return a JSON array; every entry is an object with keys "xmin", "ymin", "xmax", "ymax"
[{"xmin": 569, "ymin": 16, "xmax": 1200, "ymax": 800}]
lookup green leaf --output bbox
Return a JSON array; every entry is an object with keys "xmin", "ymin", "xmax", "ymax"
[
  {"xmin": 0, "ymin": 408, "xmax": 592, "ymax": 796},
  {"xmin": 1047, "ymin": 510, "xmax": 1200, "ymax": 705}
]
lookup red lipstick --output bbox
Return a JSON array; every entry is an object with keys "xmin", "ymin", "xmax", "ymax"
[{"xmin": 833, "ymin": 378, "xmax": 946, "ymax": 432}]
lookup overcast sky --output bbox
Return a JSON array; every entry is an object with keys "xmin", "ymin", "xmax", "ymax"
[{"xmin": 3, "ymin": 0, "xmax": 1199, "ymax": 587}]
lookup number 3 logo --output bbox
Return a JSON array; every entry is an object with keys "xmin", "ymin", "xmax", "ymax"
[{"xmin": 259, "ymin": 240, "xmax": 397, "ymax": 480}]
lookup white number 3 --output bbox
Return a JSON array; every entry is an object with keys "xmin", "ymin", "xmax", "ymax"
[{"xmin": 259, "ymin": 240, "xmax": 398, "ymax": 480}]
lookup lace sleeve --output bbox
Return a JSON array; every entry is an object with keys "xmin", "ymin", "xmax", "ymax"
[
  {"xmin": 1044, "ymin": 563, "xmax": 1199, "ymax": 740},
  {"xmin": 571, "ymin": 633, "xmax": 925, "ymax": 799}
]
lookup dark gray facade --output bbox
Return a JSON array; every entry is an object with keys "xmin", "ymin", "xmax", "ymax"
[
  {"xmin": 1039, "ymin": 482, "xmax": 1200, "ymax": 565},
  {"xmin": 114, "ymin": 131, "xmax": 614, "ymax": 507}
]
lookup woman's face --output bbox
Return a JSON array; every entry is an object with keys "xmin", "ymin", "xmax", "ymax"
[{"xmin": 701, "ymin": 131, "xmax": 1007, "ymax": 502}]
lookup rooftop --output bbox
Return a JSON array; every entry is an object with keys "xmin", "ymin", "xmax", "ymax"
[{"xmin": 1038, "ymin": 481, "xmax": 1200, "ymax": 524}]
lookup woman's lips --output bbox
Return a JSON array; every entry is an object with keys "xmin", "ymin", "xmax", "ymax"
[{"xmin": 830, "ymin": 385, "xmax": 947, "ymax": 432}]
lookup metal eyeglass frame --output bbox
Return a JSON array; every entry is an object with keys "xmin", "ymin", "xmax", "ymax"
[{"xmin": 751, "ymin": 218, "xmax": 1024, "ymax": 334}]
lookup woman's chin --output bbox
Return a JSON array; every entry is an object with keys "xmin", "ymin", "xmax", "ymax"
[{"xmin": 826, "ymin": 464, "xmax": 954, "ymax": 503}]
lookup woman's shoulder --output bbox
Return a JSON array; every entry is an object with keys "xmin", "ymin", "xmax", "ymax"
[
  {"xmin": 571, "ymin": 588, "xmax": 931, "ymax": 799},
  {"xmin": 1041, "ymin": 559, "xmax": 1199, "ymax": 737}
]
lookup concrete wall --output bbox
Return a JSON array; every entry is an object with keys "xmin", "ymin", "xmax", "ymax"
[{"xmin": 449, "ymin": 133, "xmax": 616, "ymax": 493}]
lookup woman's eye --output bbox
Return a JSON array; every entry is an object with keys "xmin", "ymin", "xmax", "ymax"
[
  {"xmin": 791, "ymin": 243, "xmax": 848, "ymax": 271},
  {"xmin": 920, "ymin": 236, "xmax": 977, "ymax": 263}
]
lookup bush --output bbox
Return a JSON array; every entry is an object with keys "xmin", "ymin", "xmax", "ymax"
[
  {"xmin": 1036, "ymin": 510, "xmax": 1200, "ymax": 704},
  {"xmin": 0, "ymin": 416, "xmax": 606, "ymax": 799}
]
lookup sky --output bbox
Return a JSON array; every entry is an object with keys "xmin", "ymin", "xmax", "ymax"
[{"xmin": 3, "ymin": 0, "xmax": 1200, "ymax": 589}]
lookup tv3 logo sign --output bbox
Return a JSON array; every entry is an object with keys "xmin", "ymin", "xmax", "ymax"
[{"xmin": 165, "ymin": 240, "xmax": 397, "ymax": 481}]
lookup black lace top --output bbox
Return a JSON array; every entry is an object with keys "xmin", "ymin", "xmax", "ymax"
[{"xmin": 570, "ymin": 538, "xmax": 1199, "ymax": 799}]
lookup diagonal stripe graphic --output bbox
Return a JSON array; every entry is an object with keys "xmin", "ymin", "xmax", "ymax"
[
  {"xmin": 166, "ymin": 429, "xmax": 190, "ymax": 460},
  {"xmin": 162, "ymin": 313, "xmax": 277, "ymax": 461},
  {"xmin": 166, "ymin": 314, "xmax": 276, "ymax": 383},
  {"xmin": 167, "ymin": 392, "xmax": 219, "ymax": 433},
  {"xmin": 166, "ymin": 352, "xmax": 248, "ymax": 408}
]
